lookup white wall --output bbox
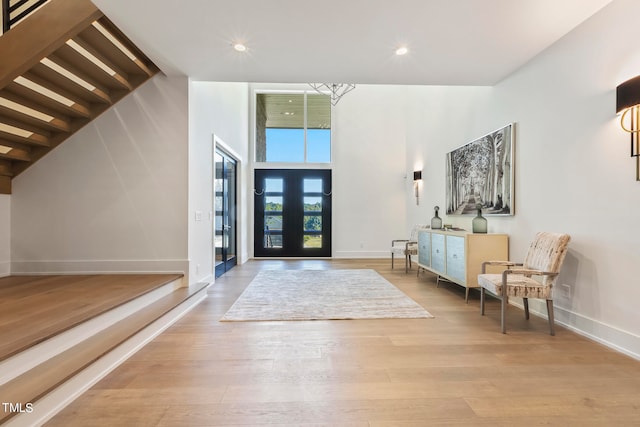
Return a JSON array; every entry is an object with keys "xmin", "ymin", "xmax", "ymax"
[
  {"xmin": 11, "ymin": 75, "xmax": 190, "ymax": 277},
  {"xmin": 332, "ymin": 85, "xmax": 409, "ymax": 257},
  {"xmin": 189, "ymin": 81, "xmax": 250, "ymax": 283},
  {"xmin": 405, "ymin": 0, "xmax": 640, "ymax": 357},
  {"xmin": 404, "ymin": 86, "xmax": 495, "ymax": 228},
  {"xmin": 0, "ymin": 195, "xmax": 9, "ymax": 276}
]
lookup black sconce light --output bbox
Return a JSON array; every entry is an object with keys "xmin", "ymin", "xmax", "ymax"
[
  {"xmin": 413, "ymin": 170, "xmax": 422, "ymax": 205},
  {"xmin": 616, "ymin": 75, "xmax": 640, "ymax": 180}
]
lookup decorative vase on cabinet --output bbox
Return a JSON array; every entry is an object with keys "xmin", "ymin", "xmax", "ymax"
[
  {"xmin": 431, "ymin": 206, "xmax": 443, "ymax": 229},
  {"xmin": 472, "ymin": 203, "xmax": 487, "ymax": 233}
]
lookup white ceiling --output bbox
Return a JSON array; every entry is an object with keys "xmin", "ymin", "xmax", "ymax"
[{"xmin": 92, "ymin": 0, "xmax": 613, "ymax": 86}]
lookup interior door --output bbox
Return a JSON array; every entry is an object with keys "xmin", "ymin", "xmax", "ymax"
[
  {"xmin": 254, "ymin": 169, "xmax": 331, "ymax": 257},
  {"xmin": 215, "ymin": 149, "xmax": 237, "ymax": 277}
]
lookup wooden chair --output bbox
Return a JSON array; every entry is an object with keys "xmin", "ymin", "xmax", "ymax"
[
  {"xmin": 478, "ymin": 232, "xmax": 571, "ymax": 335},
  {"xmin": 391, "ymin": 224, "xmax": 429, "ymax": 273}
]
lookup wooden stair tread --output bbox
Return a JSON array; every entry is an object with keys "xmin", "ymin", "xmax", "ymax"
[
  {"xmin": 0, "ymin": 274, "xmax": 183, "ymax": 361},
  {"xmin": 0, "ymin": 281, "xmax": 207, "ymax": 424}
]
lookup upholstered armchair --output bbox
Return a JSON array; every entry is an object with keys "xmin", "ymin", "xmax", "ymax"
[
  {"xmin": 478, "ymin": 232, "xmax": 571, "ymax": 335},
  {"xmin": 391, "ymin": 224, "xmax": 430, "ymax": 273}
]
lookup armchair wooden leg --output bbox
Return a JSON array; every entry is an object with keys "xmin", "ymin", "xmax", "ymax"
[
  {"xmin": 480, "ymin": 288, "xmax": 485, "ymax": 315},
  {"xmin": 501, "ymin": 295, "xmax": 508, "ymax": 334},
  {"xmin": 391, "ymin": 253, "xmax": 394, "ymax": 269},
  {"xmin": 546, "ymin": 299, "xmax": 555, "ymax": 336},
  {"xmin": 523, "ymin": 298, "xmax": 529, "ymax": 320}
]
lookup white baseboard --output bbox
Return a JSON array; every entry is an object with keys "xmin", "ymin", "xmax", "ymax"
[
  {"xmin": 511, "ymin": 299, "xmax": 640, "ymax": 361},
  {"xmin": 10, "ymin": 259, "xmax": 189, "ymax": 275},
  {"xmin": 334, "ymin": 251, "xmax": 388, "ymax": 258},
  {"xmin": 0, "ymin": 261, "xmax": 10, "ymax": 277}
]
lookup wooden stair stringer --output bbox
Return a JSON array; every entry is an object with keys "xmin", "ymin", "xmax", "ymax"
[{"xmin": 0, "ymin": 0, "xmax": 161, "ymax": 193}]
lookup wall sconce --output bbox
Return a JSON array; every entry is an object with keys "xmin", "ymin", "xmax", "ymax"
[
  {"xmin": 413, "ymin": 170, "xmax": 422, "ymax": 205},
  {"xmin": 616, "ymin": 75, "xmax": 640, "ymax": 180}
]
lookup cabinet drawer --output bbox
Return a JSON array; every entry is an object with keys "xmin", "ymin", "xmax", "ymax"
[
  {"xmin": 418, "ymin": 231, "xmax": 430, "ymax": 266},
  {"xmin": 431, "ymin": 233, "xmax": 445, "ymax": 273},
  {"xmin": 446, "ymin": 235, "xmax": 466, "ymax": 283}
]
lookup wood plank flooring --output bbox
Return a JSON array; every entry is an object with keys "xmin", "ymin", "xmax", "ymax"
[
  {"xmin": 0, "ymin": 274, "xmax": 183, "ymax": 361},
  {"xmin": 46, "ymin": 260, "xmax": 640, "ymax": 426}
]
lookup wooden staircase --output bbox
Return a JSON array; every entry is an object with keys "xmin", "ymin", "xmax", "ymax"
[
  {"xmin": 0, "ymin": 275, "xmax": 209, "ymax": 426},
  {"xmin": 0, "ymin": 0, "xmax": 160, "ymax": 194}
]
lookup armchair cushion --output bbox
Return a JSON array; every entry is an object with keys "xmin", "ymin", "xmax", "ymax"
[{"xmin": 477, "ymin": 273, "xmax": 552, "ymax": 299}]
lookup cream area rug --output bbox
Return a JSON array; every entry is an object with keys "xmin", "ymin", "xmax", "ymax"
[{"xmin": 220, "ymin": 269, "xmax": 433, "ymax": 321}]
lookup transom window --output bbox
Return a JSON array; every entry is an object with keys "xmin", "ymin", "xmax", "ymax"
[{"xmin": 255, "ymin": 92, "xmax": 331, "ymax": 163}]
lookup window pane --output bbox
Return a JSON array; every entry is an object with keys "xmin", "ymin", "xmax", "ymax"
[
  {"xmin": 266, "ymin": 128, "xmax": 304, "ymax": 162},
  {"xmin": 304, "ymin": 215, "xmax": 322, "ymax": 232},
  {"xmin": 304, "ymin": 196, "xmax": 322, "ymax": 211},
  {"xmin": 265, "ymin": 196, "xmax": 283, "ymax": 212},
  {"xmin": 303, "ymin": 179, "xmax": 323, "ymax": 194},
  {"xmin": 304, "ymin": 235, "xmax": 322, "ymax": 248},
  {"xmin": 265, "ymin": 178, "xmax": 283, "ymax": 193},
  {"xmin": 264, "ymin": 215, "xmax": 283, "ymax": 249},
  {"xmin": 256, "ymin": 93, "xmax": 304, "ymax": 162},
  {"xmin": 307, "ymin": 129, "xmax": 331, "ymax": 163},
  {"xmin": 307, "ymin": 94, "xmax": 331, "ymax": 163},
  {"xmin": 307, "ymin": 94, "xmax": 331, "ymax": 129}
]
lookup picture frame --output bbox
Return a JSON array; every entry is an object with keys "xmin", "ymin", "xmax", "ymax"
[{"xmin": 445, "ymin": 123, "xmax": 514, "ymax": 216}]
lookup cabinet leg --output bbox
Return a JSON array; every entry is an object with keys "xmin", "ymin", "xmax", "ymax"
[{"xmin": 465, "ymin": 287, "xmax": 470, "ymax": 304}]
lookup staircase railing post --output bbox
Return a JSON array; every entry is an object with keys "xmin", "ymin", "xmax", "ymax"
[{"xmin": 2, "ymin": 0, "xmax": 10, "ymax": 34}]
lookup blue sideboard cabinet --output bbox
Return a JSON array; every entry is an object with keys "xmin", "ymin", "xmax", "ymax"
[{"xmin": 417, "ymin": 229, "xmax": 509, "ymax": 302}]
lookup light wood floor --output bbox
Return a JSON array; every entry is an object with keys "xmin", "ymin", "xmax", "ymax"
[{"xmin": 47, "ymin": 260, "xmax": 640, "ymax": 426}]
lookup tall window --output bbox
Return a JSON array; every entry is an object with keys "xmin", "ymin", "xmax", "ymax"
[{"xmin": 255, "ymin": 92, "xmax": 331, "ymax": 163}]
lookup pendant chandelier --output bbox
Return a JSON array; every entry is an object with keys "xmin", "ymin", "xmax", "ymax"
[{"xmin": 308, "ymin": 83, "xmax": 356, "ymax": 106}]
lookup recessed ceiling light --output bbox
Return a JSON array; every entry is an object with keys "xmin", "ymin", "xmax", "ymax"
[
  {"xmin": 233, "ymin": 43, "xmax": 247, "ymax": 52},
  {"xmin": 395, "ymin": 46, "xmax": 409, "ymax": 56}
]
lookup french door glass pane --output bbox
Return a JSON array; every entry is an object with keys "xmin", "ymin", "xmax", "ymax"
[
  {"xmin": 264, "ymin": 215, "xmax": 283, "ymax": 248},
  {"xmin": 224, "ymin": 158, "xmax": 237, "ymax": 261},
  {"xmin": 304, "ymin": 215, "xmax": 322, "ymax": 232},
  {"xmin": 303, "ymin": 196, "xmax": 322, "ymax": 211},
  {"xmin": 303, "ymin": 180, "xmax": 323, "ymax": 249},
  {"xmin": 214, "ymin": 152, "xmax": 223, "ymax": 265},
  {"xmin": 304, "ymin": 179, "xmax": 322, "ymax": 193},
  {"xmin": 265, "ymin": 178, "xmax": 283, "ymax": 192},
  {"xmin": 265, "ymin": 196, "xmax": 283, "ymax": 211},
  {"xmin": 303, "ymin": 234, "xmax": 322, "ymax": 248},
  {"xmin": 264, "ymin": 178, "xmax": 283, "ymax": 249}
]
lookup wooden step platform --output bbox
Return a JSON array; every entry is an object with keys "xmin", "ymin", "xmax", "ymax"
[{"xmin": 0, "ymin": 274, "xmax": 209, "ymax": 426}]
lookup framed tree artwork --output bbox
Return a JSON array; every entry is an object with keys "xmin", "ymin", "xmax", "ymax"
[{"xmin": 446, "ymin": 123, "xmax": 514, "ymax": 216}]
